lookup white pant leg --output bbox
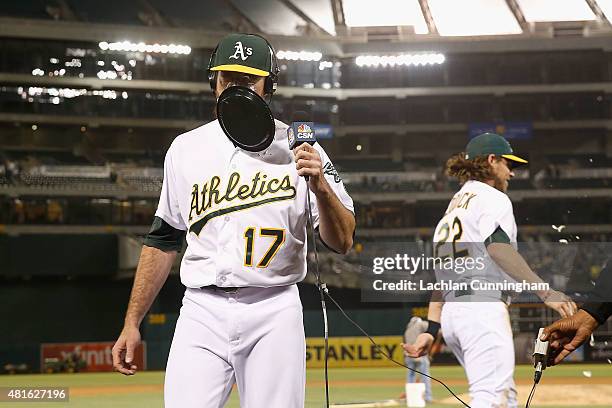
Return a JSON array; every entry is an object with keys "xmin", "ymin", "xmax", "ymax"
[
  {"xmin": 164, "ymin": 289, "xmax": 236, "ymax": 408},
  {"xmin": 230, "ymin": 285, "xmax": 306, "ymax": 408},
  {"xmin": 441, "ymin": 302, "xmax": 517, "ymax": 408},
  {"xmin": 441, "ymin": 304, "xmax": 465, "ymax": 366}
]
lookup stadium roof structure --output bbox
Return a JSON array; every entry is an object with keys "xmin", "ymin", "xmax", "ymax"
[{"xmin": 0, "ymin": 0, "xmax": 611, "ymax": 55}]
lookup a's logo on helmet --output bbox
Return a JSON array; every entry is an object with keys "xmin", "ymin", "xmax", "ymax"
[{"xmin": 229, "ymin": 41, "xmax": 253, "ymax": 61}]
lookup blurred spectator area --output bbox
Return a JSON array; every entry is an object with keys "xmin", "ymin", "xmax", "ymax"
[
  {"xmin": 1, "ymin": 163, "xmax": 162, "ymax": 192},
  {"xmin": 0, "ymin": 152, "xmax": 611, "ymax": 228},
  {"xmin": 2, "ymin": 149, "xmax": 612, "ymax": 195},
  {"xmin": 1, "ymin": 193, "xmax": 610, "ymax": 233},
  {"xmin": 0, "ymin": 196, "xmax": 157, "ymax": 226},
  {"xmin": 1, "ymin": 86, "xmax": 607, "ymax": 125}
]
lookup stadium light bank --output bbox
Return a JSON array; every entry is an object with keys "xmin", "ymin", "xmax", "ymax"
[
  {"xmin": 99, "ymin": 41, "xmax": 192, "ymax": 55},
  {"xmin": 276, "ymin": 50, "xmax": 323, "ymax": 62},
  {"xmin": 355, "ymin": 53, "xmax": 445, "ymax": 68}
]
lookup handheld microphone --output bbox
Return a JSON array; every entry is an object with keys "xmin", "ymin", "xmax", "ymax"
[
  {"xmin": 287, "ymin": 111, "xmax": 316, "ymax": 150},
  {"xmin": 288, "ymin": 111, "xmax": 316, "ymax": 181},
  {"xmin": 533, "ymin": 328, "xmax": 549, "ymax": 384}
]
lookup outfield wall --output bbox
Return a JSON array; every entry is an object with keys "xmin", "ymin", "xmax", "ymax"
[
  {"xmin": 0, "ymin": 276, "xmax": 413, "ymax": 371},
  {"xmin": 3, "ymin": 276, "xmax": 611, "ymax": 372}
]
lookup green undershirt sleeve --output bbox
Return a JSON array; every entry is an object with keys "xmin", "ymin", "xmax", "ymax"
[
  {"xmin": 484, "ymin": 226, "xmax": 511, "ymax": 247},
  {"xmin": 143, "ymin": 216, "xmax": 186, "ymax": 252}
]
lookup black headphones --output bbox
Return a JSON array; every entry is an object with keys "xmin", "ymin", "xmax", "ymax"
[{"xmin": 207, "ymin": 33, "xmax": 280, "ymax": 96}]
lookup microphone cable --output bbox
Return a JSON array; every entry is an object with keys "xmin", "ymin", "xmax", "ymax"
[
  {"xmin": 306, "ymin": 190, "xmax": 331, "ymax": 408},
  {"xmin": 305, "ymin": 188, "xmax": 472, "ymax": 408},
  {"xmin": 525, "ymin": 381, "xmax": 538, "ymax": 408},
  {"xmin": 525, "ymin": 356, "xmax": 548, "ymax": 408}
]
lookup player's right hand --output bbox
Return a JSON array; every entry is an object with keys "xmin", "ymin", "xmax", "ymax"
[
  {"xmin": 540, "ymin": 290, "xmax": 577, "ymax": 318},
  {"xmin": 402, "ymin": 333, "xmax": 434, "ymax": 358},
  {"xmin": 112, "ymin": 325, "xmax": 141, "ymax": 375}
]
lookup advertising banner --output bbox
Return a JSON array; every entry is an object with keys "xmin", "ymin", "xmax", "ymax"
[
  {"xmin": 306, "ymin": 336, "xmax": 403, "ymax": 368},
  {"xmin": 40, "ymin": 341, "xmax": 146, "ymax": 373}
]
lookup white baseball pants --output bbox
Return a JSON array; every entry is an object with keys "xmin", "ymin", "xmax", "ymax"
[
  {"xmin": 441, "ymin": 301, "xmax": 518, "ymax": 408},
  {"xmin": 164, "ymin": 284, "xmax": 306, "ymax": 408}
]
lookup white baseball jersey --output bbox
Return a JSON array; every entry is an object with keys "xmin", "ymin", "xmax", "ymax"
[
  {"xmin": 435, "ymin": 180, "xmax": 519, "ymax": 408},
  {"xmin": 155, "ymin": 119, "xmax": 354, "ymax": 288},
  {"xmin": 433, "ymin": 180, "xmax": 517, "ymax": 293}
]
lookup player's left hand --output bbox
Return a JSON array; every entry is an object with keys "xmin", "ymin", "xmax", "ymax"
[
  {"xmin": 540, "ymin": 290, "xmax": 577, "ymax": 318},
  {"xmin": 293, "ymin": 144, "xmax": 329, "ymax": 195},
  {"xmin": 402, "ymin": 333, "xmax": 434, "ymax": 358}
]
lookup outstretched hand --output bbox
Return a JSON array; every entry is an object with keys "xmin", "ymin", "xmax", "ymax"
[
  {"xmin": 402, "ymin": 333, "xmax": 435, "ymax": 358},
  {"xmin": 540, "ymin": 309, "xmax": 599, "ymax": 365},
  {"xmin": 540, "ymin": 290, "xmax": 577, "ymax": 318}
]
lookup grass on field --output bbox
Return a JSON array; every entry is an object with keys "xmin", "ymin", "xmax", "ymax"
[{"xmin": 0, "ymin": 364, "xmax": 610, "ymax": 407}]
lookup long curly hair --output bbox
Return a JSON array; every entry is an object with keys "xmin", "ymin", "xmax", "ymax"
[{"xmin": 445, "ymin": 153, "xmax": 495, "ymax": 184}]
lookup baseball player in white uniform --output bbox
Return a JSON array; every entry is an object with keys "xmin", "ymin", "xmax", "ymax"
[
  {"xmin": 403, "ymin": 133, "xmax": 576, "ymax": 407},
  {"xmin": 111, "ymin": 33, "xmax": 355, "ymax": 408}
]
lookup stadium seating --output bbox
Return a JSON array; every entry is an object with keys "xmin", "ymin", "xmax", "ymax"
[
  {"xmin": 334, "ymin": 159, "xmax": 406, "ymax": 172},
  {"xmin": 20, "ymin": 174, "xmax": 120, "ymax": 192},
  {"xmin": 118, "ymin": 168, "xmax": 163, "ymax": 192},
  {"xmin": 546, "ymin": 153, "xmax": 612, "ymax": 168},
  {"xmin": 3, "ymin": 152, "xmax": 611, "ymax": 195}
]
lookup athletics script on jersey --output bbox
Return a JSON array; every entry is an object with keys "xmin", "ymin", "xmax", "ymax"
[{"xmin": 188, "ymin": 171, "xmax": 296, "ymax": 235}]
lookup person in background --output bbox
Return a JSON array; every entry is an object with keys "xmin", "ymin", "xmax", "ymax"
[
  {"xmin": 542, "ymin": 263, "xmax": 611, "ymax": 365},
  {"xmin": 6, "ymin": 160, "xmax": 18, "ymax": 184},
  {"xmin": 403, "ymin": 316, "xmax": 432, "ymax": 403}
]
